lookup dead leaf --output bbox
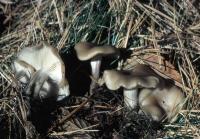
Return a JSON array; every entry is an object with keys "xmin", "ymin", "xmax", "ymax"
[{"xmin": 140, "ymin": 54, "xmax": 182, "ymax": 83}]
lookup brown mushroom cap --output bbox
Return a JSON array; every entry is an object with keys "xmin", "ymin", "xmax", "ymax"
[
  {"xmin": 102, "ymin": 69, "xmax": 159, "ymax": 90},
  {"xmin": 74, "ymin": 42, "xmax": 119, "ymax": 61}
]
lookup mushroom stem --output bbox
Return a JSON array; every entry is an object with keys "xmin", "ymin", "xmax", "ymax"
[
  {"xmin": 90, "ymin": 59, "xmax": 102, "ymax": 79},
  {"xmin": 89, "ymin": 59, "xmax": 102, "ymax": 94},
  {"xmin": 123, "ymin": 89, "xmax": 138, "ymax": 109}
]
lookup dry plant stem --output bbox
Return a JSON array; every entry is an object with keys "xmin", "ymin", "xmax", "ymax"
[
  {"xmin": 0, "ymin": 0, "xmax": 14, "ymax": 4},
  {"xmin": 64, "ymin": 104, "xmax": 115, "ymax": 110},
  {"xmin": 90, "ymin": 59, "xmax": 102, "ymax": 94},
  {"xmin": 123, "ymin": 89, "xmax": 138, "ymax": 109},
  {"xmin": 50, "ymin": 124, "xmax": 99, "ymax": 136}
]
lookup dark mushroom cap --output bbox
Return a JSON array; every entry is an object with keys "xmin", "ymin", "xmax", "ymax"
[{"xmin": 74, "ymin": 42, "xmax": 119, "ymax": 61}]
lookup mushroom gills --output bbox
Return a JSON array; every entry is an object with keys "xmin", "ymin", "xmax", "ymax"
[
  {"xmin": 13, "ymin": 42, "xmax": 70, "ymax": 101},
  {"xmin": 26, "ymin": 70, "xmax": 59, "ymax": 100},
  {"xmin": 12, "ymin": 59, "xmax": 36, "ymax": 84}
]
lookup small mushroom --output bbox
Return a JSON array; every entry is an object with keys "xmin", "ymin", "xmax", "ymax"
[
  {"xmin": 102, "ymin": 64, "xmax": 185, "ymax": 122},
  {"xmin": 12, "ymin": 41, "xmax": 70, "ymax": 101},
  {"xmin": 74, "ymin": 42, "xmax": 119, "ymax": 93},
  {"xmin": 102, "ymin": 69, "xmax": 159, "ymax": 109}
]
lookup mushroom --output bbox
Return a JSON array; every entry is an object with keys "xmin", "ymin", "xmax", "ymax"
[
  {"xmin": 102, "ymin": 69, "xmax": 159, "ymax": 109},
  {"xmin": 138, "ymin": 86, "xmax": 184, "ymax": 122},
  {"xmin": 101, "ymin": 64, "xmax": 185, "ymax": 122},
  {"xmin": 12, "ymin": 41, "xmax": 70, "ymax": 101},
  {"xmin": 74, "ymin": 42, "xmax": 119, "ymax": 93}
]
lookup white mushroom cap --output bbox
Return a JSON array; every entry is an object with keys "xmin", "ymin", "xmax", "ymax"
[
  {"xmin": 74, "ymin": 42, "xmax": 119, "ymax": 61},
  {"xmin": 13, "ymin": 41, "xmax": 70, "ymax": 101}
]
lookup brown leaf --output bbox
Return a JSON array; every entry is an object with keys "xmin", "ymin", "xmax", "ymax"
[{"xmin": 140, "ymin": 54, "xmax": 182, "ymax": 83}]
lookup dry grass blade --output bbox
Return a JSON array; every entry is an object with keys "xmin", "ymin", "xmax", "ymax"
[{"xmin": 50, "ymin": 124, "xmax": 99, "ymax": 136}]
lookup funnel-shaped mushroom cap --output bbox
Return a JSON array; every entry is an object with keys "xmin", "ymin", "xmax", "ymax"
[
  {"xmin": 74, "ymin": 42, "xmax": 119, "ymax": 61},
  {"xmin": 102, "ymin": 69, "xmax": 159, "ymax": 90}
]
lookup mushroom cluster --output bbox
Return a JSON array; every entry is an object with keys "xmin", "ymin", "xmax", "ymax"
[
  {"xmin": 74, "ymin": 42, "xmax": 119, "ymax": 93},
  {"xmin": 12, "ymin": 41, "xmax": 185, "ymax": 123},
  {"xmin": 101, "ymin": 64, "xmax": 185, "ymax": 122},
  {"xmin": 12, "ymin": 42, "xmax": 70, "ymax": 101},
  {"xmin": 74, "ymin": 42, "xmax": 185, "ymax": 122},
  {"xmin": 75, "ymin": 42, "xmax": 185, "ymax": 122}
]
